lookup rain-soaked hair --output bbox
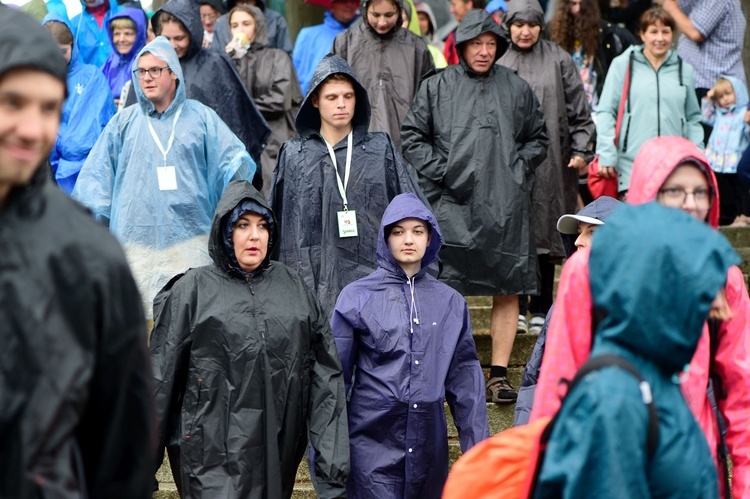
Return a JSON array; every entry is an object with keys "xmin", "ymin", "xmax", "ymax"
[
  {"xmin": 639, "ymin": 7, "xmax": 676, "ymax": 34},
  {"xmin": 44, "ymin": 20, "xmax": 73, "ymax": 46},
  {"xmin": 110, "ymin": 17, "xmax": 137, "ymax": 33}
]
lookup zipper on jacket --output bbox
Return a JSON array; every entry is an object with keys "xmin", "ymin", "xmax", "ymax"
[
  {"xmin": 244, "ymin": 274, "xmax": 255, "ymax": 295},
  {"xmin": 655, "ymin": 68, "xmax": 661, "ymax": 137}
]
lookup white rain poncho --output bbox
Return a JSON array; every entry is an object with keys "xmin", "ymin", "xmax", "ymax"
[{"xmin": 72, "ymin": 36, "xmax": 256, "ymax": 317}]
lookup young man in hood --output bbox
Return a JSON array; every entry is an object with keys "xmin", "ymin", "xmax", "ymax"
[
  {"xmin": 402, "ymin": 10, "xmax": 548, "ymax": 404},
  {"xmin": 0, "ymin": 7, "xmax": 153, "ymax": 497},
  {"xmin": 72, "ymin": 37, "xmax": 256, "ymax": 318}
]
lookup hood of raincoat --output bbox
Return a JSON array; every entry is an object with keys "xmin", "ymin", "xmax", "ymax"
[
  {"xmin": 361, "ymin": 0, "xmax": 403, "ymax": 38},
  {"xmin": 131, "ymin": 36, "xmax": 186, "ymax": 116},
  {"xmin": 455, "ymin": 9, "xmax": 508, "ymax": 68},
  {"xmin": 105, "ymin": 8, "xmax": 147, "ymax": 62},
  {"xmin": 209, "ymin": 179, "xmax": 279, "ymax": 276},
  {"xmin": 229, "ymin": 4, "xmax": 269, "ymax": 49},
  {"xmin": 626, "ymin": 136, "xmax": 720, "ymax": 229},
  {"xmin": 503, "ymin": 0, "xmax": 544, "ymax": 29},
  {"xmin": 3, "ymin": 7, "xmax": 67, "ymax": 87},
  {"xmin": 199, "ymin": 0, "xmax": 225, "ymax": 14},
  {"xmin": 719, "ymin": 75, "xmax": 749, "ymax": 113},
  {"xmin": 42, "ymin": 13, "xmax": 81, "ymax": 72},
  {"xmin": 557, "ymin": 195, "xmax": 622, "ymax": 257},
  {"xmin": 402, "ymin": 0, "xmax": 421, "ymax": 36},
  {"xmin": 153, "ymin": 0, "xmax": 203, "ymax": 60},
  {"xmin": 227, "ymin": 0, "xmax": 266, "ymax": 11},
  {"xmin": 295, "ymin": 53, "xmax": 371, "ymax": 137},
  {"xmin": 589, "ymin": 202, "xmax": 738, "ymax": 374},
  {"xmin": 376, "ymin": 193, "xmax": 442, "ymax": 277},
  {"xmin": 414, "ymin": 1, "xmax": 436, "ymax": 36}
]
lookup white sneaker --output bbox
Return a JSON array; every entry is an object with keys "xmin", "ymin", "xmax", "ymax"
[
  {"xmin": 517, "ymin": 314, "xmax": 529, "ymax": 334},
  {"xmin": 529, "ymin": 314, "xmax": 545, "ymax": 335}
]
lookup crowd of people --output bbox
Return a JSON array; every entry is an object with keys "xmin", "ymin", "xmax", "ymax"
[{"xmin": 1, "ymin": 0, "xmax": 749, "ymax": 497}]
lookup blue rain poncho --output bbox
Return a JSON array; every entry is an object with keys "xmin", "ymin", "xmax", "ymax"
[
  {"xmin": 70, "ymin": 0, "xmax": 121, "ymax": 67},
  {"xmin": 43, "ymin": 13, "xmax": 115, "ymax": 195},
  {"xmin": 331, "ymin": 193, "xmax": 489, "ymax": 498},
  {"xmin": 101, "ymin": 8, "xmax": 147, "ymax": 100},
  {"xmin": 72, "ymin": 37, "xmax": 256, "ymax": 317}
]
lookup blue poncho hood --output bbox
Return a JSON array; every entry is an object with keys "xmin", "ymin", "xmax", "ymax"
[
  {"xmin": 590, "ymin": 203, "xmax": 739, "ymax": 374},
  {"xmin": 722, "ymin": 75, "xmax": 749, "ymax": 112},
  {"xmin": 131, "ymin": 36, "xmax": 186, "ymax": 116},
  {"xmin": 42, "ymin": 13, "xmax": 81, "ymax": 72}
]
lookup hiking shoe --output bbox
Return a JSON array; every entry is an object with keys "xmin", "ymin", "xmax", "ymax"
[
  {"xmin": 486, "ymin": 376, "xmax": 518, "ymax": 404},
  {"xmin": 517, "ymin": 314, "xmax": 529, "ymax": 334},
  {"xmin": 529, "ymin": 314, "xmax": 545, "ymax": 335}
]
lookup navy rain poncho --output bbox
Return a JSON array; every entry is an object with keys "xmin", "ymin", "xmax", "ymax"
[
  {"xmin": 150, "ymin": 180, "xmax": 349, "ymax": 498},
  {"xmin": 331, "ymin": 193, "xmax": 489, "ymax": 498},
  {"xmin": 534, "ymin": 203, "xmax": 738, "ymax": 498},
  {"xmin": 269, "ymin": 54, "xmax": 425, "ymax": 319},
  {"xmin": 101, "ymin": 7, "xmax": 148, "ymax": 100},
  {"xmin": 72, "ymin": 36, "xmax": 255, "ymax": 317},
  {"xmin": 43, "ymin": 12, "xmax": 116, "ymax": 194}
]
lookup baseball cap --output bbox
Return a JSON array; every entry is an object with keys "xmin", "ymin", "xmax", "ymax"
[{"xmin": 557, "ymin": 196, "xmax": 622, "ymax": 235}]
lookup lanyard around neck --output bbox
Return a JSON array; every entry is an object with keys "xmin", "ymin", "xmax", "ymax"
[
  {"xmin": 147, "ymin": 105, "xmax": 183, "ymax": 165},
  {"xmin": 323, "ymin": 131, "xmax": 353, "ymax": 210}
]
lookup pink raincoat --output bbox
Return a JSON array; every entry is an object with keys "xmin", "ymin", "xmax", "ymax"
[{"xmin": 531, "ymin": 136, "xmax": 750, "ymax": 497}]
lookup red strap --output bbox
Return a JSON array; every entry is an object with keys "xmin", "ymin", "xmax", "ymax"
[{"xmin": 614, "ymin": 65, "xmax": 630, "ymax": 147}]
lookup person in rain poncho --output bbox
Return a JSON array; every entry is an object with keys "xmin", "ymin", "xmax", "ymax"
[
  {"xmin": 532, "ymin": 136, "xmax": 750, "ymax": 498},
  {"xmin": 151, "ymin": 180, "xmax": 349, "ymax": 498},
  {"xmin": 403, "ymin": 0, "xmax": 447, "ymax": 68},
  {"xmin": 332, "ymin": 193, "xmax": 489, "ymax": 498},
  {"xmin": 43, "ymin": 14, "xmax": 115, "ymax": 195},
  {"xmin": 533, "ymin": 202, "xmax": 736, "ymax": 498},
  {"xmin": 72, "ymin": 37, "xmax": 256, "ymax": 318},
  {"xmin": 226, "ymin": 4, "xmax": 303, "ymax": 199},
  {"xmin": 401, "ymin": 9, "xmax": 548, "ymax": 404},
  {"xmin": 213, "ymin": 0, "xmax": 292, "ymax": 54},
  {"xmin": 101, "ymin": 8, "xmax": 148, "ymax": 104},
  {"xmin": 498, "ymin": 0, "xmax": 594, "ymax": 335},
  {"xmin": 292, "ymin": 0, "xmax": 359, "ymax": 96},
  {"xmin": 332, "ymin": 0, "xmax": 434, "ymax": 150},
  {"xmin": 0, "ymin": 7, "xmax": 153, "ymax": 498},
  {"xmin": 70, "ymin": 0, "xmax": 121, "ymax": 67},
  {"xmin": 270, "ymin": 54, "xmax": 425, "ymax": 320}
]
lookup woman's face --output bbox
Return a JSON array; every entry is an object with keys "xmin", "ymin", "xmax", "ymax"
[
  {"xmin": 113, "ymin": 27, "xmax": 137, "ymax": 55},
  {"xmin": 568, "ymin": 0, "xmax": 582, "ymax": 16},
  {"xmin": 641, "ymin": 21, "xmax": 672, "ymax": 60},
  {"xmin": 657, "ymin": 164, "xmax": 712, "ymax": 222},
  {"xmin": 232, "ymin": 211, "xmax": 269, "ymax": 273},
  {"xmin": 367, "ymin": 0, "xmax": 399, "ymax": 35},
  {"xmin": 509, "ymin": 21, "xmax": 542, "ymax": 50},
  {"xmin": 230, "ymin": 10, "xmax": 256, "ymax": 44}
]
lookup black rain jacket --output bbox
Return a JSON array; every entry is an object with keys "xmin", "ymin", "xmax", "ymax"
[
  {"xmin": 269, "ymin": 54, "xmax": 425, "ymax": 319},
  {"xmin": 150, "ymin": 180, "xmax": 349, "ymax": 498},
  {"xmin": 401, "ymin": 10, "xmax": 549, "ymax": 295}
]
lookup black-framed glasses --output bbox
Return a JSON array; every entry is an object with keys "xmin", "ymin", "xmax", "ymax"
[
  {"xmin": 657, "ymin": 187, "xmax": 714, "ymax": 208},
  {"xmin": 133, "ymin": 66, "xmax": 171, "ymax": 79}
]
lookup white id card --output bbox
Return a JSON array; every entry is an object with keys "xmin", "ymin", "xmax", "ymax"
[
  {"xmin": 157, "ymin": 166, "xmax": 178, "ymax": 191},
  {"xmin": 337, "ymin": 210, "xmax": 358, "ymax": 238}
]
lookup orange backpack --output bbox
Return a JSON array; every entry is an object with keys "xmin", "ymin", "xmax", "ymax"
[{"xmin": 442, "ymin": 355, "xmax": 659, "ymax": 499}]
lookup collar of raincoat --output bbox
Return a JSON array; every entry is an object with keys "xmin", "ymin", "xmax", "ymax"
[
  {"xmin": 209, "ymin": 179, "xmax": 279, "ymax": 277},
  {"xmin": 131, "ymin": 36, "xmax": 186, "ymax": 117},
  {"xmin": 626, "ymin": 136, "xmax": 720, "ymax": 229},
  {"xmin": 361, "ymin": 0, "xmax": 403, "ymax": 39},
  {"xmin": 42, "ymin": 13, "xmax": 82, "ymax": 75},
  {"xmin": 105, "ymin": 8, "xmax": 148, "ymax": 63},
  {"xmin": 455, "ymin": 9, "xmax": 508, "ymax": 74},
  {"xmin": 376, "ymin": 193, "xmax": 443, "ymax": 279},
  {"xmin": 153, "ymin": 0, "xmax": 204, "ymax": 60},
  {"xmin": 230, "ymin": 4, "xmax": 269, "ymax": 49},
  {"xmin": 501, "ymin": 0, "xmax": 544, "ymax": 49},
  {"xmin": 295, "ymin": 53, "xmax": 372, "ymax": 138},
  {"xmin": 589, "ymin": 202, "xmax": 738, "ymax": 374}
]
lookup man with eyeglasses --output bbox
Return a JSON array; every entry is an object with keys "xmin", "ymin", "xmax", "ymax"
[
  {"xmin": 198, "ymin": 0, "xmax": 223, "ymax": 48},
  {"xmin": 72, "ymin": 36, "xmax": 256, "ymax": 320}
]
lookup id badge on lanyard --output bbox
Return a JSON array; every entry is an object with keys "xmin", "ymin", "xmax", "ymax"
[
  {"xmin": 148, "ymin": 105, "xmax": 183, "ymax": 191},
  {"xmin": 325, "ymin": 132, "xmax": 358, "ymax": 238}
]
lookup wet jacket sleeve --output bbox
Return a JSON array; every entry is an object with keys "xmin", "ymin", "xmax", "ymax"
[
  {"xmin": 330, "ymin": 292, "xmax": 360, "ymax": 395},
  {"xmin": 78, "ymin": 249, "xmax": 154, "ymax": 499},
  {"xmin": 530, "ymin": 250, "xmax": 594, "ymax": 422},
  {"xmin": 253, "ymin": 53, "xmax": 298, "ymax": 114},
  {"xmin": 418, "ymin": 42, "xmax": 435, "ymax": 78},
  {"xmin": 701, "ymin": 97, "xmax": 717, "ymax": 126},
  {"xmin": 595, "ymin": 53, "xmax": 627, "ymax": 169},
  {"xmin": 532, "ymin": 376, "xmax": 652, "ymax": 499},
  {"xmin": 268, "ymin": 143, "xmax": 288, "ymax": 259},
  {"xmin": 331, "ymin": 32, "xmax": 347, "ymax": 60},
  {"xmin": 516, "ymin": 84, "xmax": 550, "ymax": 176},
  {"xmin": 307, "ymin": 287, "xmax": 350, "ymax": 498},
  {"xmin": 682, "ymin": 64, "xmax": 704, "ymax": 148},
  {"xmin": 561, "ymin": 53, "xmax": 595, "ymax": 163},
  {"xmin": 715, "ymin": 266, "xmax": 750, "ymax": 498},
  {"xmin": 515, "ymin": 306, "xmax": 553, "ymax": 426},
  {"xmin": 149, "ymin": 274, "xmax": 193, "ymax": 482},
  {"xmin": 444, "ymin": 301, "xmax": 490, "ymax": 452},
  {"xmin": 385, "ymin": 134, "xmax": 430, "ymax": 206}
]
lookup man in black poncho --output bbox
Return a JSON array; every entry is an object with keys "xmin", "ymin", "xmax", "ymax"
[
  {"xmin": 401, "ymin": 9, "xmax": 548, "ymax": 405},
  {"xmin": 0, "ymin": 7, "xmax": 153, "ymax": 498},
  {"xmin": 270, "ymin": 54, "xmax": 425, "ymax": 319}
]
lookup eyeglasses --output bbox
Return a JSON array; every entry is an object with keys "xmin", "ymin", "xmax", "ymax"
[
  {"xmin": 657, "ymin": 187, "xmax": 714, "ymax": 207},
  {"xmin": 200, "ymin": 13, "xmax": 217, "ymax": 21},
  {"xmin": 133, "ymin": 66, "xmax": 171, "ymax": 79}
]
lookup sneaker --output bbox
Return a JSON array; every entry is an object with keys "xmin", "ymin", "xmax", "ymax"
[
  {"xmin": 529, "ymin": 314, "xmax": 545, "ymax": 335},
  {"xmin": 486, "ymin": 376, "xmax": 518, "ymax": 404},
  {"xmin": 517, "ymin": 314, "xmax": 528, "ymax": 334}
]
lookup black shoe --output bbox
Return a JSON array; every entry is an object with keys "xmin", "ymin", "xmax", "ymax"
[{"xmin": 486, "ymin": 376, "xmax": 518, "ymax": 404}]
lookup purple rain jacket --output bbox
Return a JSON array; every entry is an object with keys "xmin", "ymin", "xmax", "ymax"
[{"xmin": 331, "ymin": 192, "xmax": 489, "ymax": 499}]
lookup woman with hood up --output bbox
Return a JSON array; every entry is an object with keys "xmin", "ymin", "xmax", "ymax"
[
  {"xmin": 225, "ymin": 4, "xmax": 303, "ymax": 200},
  {"xmin": 332, "ymin": 0, "xmax": 434, "ymax": 150},
  {"xmin": 331, "ymin": 193, "xmax": 488, "ymax": 498},
  {"xmin": 532, "ymin": 202, "xmax": 737, "ymax": 498},
  {"xmin": 532, "ymin": 135, "xmax": 750, "ymax": 498},
  {"xmin": 101, "ymin": 7, "xmax": 147, "ymax": 105},
  {"xmin": 150, "ymin": 180, "xmax": 349, "ymax": 499},
  {"xmin": 498, "ymin": 0, "xmax": 595, "ymax": 334}
]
